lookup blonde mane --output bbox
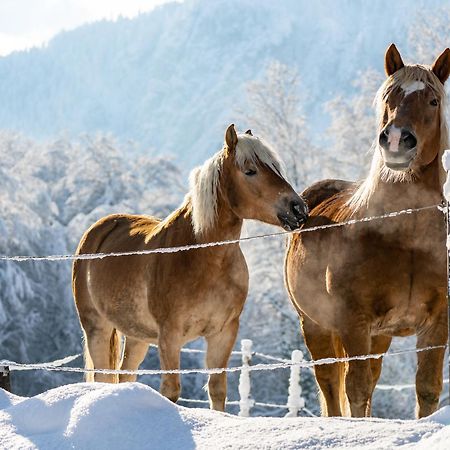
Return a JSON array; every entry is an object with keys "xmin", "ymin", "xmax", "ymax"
[
  {"xmin": 189, "ymin": 134, "xmax": 285, "ymax": 235},
  {"xmin": 347, "ymin": 64, "xmax": 449, "ymax": 213}
]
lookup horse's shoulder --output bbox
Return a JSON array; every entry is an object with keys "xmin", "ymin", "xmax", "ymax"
[{"xmin": 302, "ymin": 179, "xmax": 356, "ymax": 212}]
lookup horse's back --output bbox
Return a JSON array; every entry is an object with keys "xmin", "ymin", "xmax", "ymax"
[
  {"xmin": 74, "ymin": 214, "xmax": 161, "ymax": 262},
  {"xmin": 302, "ymin": 179, "xmax": 355, "ymax": 213}
]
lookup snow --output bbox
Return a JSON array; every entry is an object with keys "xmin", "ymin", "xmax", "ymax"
[
  {"xmin": 286, "ymin": 350, "xmax": 305, "ymax": 417},
  {"xmin": 0, "ymin": 383, "xmax": 450, "ymax": 449}
]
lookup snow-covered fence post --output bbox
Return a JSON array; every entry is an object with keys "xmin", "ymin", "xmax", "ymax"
[
  {"xmin": 285, "ymin": 350, "xmax": 305, "ymax": 417},
  {"xmin": 0, "ymin": 366, "xmax": 10, "ymax": 392},
  {"xmin": 238, "ymin": 339, "xmax": 254, "ymax": 417},
  {"xmin": 443, "ymin": 149, "xmax": 450, "ymax": 405}
]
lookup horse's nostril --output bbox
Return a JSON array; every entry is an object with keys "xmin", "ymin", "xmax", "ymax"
[
  {"xmin": 401, "ymin": 131, "xmax": 417, "ymax": 150},
  {"xmin": 291, "ymin": 201, "xmax": 308, "ymax": 219},
  {"xmin": 379, "ymin": 129, "xmax": 389, "ymax": 147}
]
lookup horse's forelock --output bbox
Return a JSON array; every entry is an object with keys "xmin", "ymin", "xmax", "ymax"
[
  {"xmin": 234, "ymin": 134, "xmax": 286, "ymax": 179},
  {"xmin": 375, "ymin": 64, "xmax": 446, "ymax": 124},
  {"xmin": 348, "ymin": 64, "xmax": 449, "ymax": 213}
]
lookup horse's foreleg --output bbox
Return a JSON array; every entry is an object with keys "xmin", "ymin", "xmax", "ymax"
[
  {"xmin": 158, "ymin": 330, "xmax": 182, "ymax": 403},
  {"xmin": 341, "ymin": 329, "xmax": 372, "ymax": 417},
  {"xmin": 367, "ymin": 335, "xmax": 392, "ymax": 416},
  {"xmin": 119, "ymin": 337, "xmax": 149, "ymax": 383},
  {"xmin": 415, "ymin": 309, "xmax": 447, "ymax": 418},
  {"xmin": 205, "ymin": 318, "xmax": 240, "ymax": 411},
  {"xmin": 302, "ymin": 316, "xmax": 343, "ymax": 416}
]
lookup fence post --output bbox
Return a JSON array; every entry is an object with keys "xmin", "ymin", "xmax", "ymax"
[
  {"xmin": 443, "ymin": 149, "xmax": 450, "ymax": 406},
  {"xmin": 0, "ymin": 366, "xmax": 11, "ymax": 392},
  {"xmin": 285, "ymin": 349, "xmax": 305, "ymax": 417},
  {"xmin": 238, "ymin": 339, "xmax": 254, "ymax": 417}
]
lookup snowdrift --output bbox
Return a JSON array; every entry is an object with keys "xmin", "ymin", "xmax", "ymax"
[{"xmin": 1, "ymin": 383, "xmax": 450, "ymax": 449}]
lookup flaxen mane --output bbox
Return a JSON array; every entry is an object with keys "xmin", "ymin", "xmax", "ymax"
[
  {"xmin": 189, "ymin": 134, "xmax": 284, "ymax": 235},
  {"xmin": 347, "ymin": 64, "xmax": 449, "ymax": 213}
]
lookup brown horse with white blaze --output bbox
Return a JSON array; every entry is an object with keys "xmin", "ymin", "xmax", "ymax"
[
  {"xmin": 73, "ymin": 124, "xmax": 307, "ymax": 411},
  {"xmin": 285, "ymin": 44, "xmax": 450, "ymax": 418}
]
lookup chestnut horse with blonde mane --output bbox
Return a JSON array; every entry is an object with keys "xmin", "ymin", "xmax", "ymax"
[
  {"xmin": 285, "ymin": 44, "xmax": 450, "ymax": 418},
  {"xmin": 73, "ymin": 124, "xmax": 307, "ymax": 411}
]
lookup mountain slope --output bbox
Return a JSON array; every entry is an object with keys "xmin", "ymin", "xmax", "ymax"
[{"xmin": 0, "ymin": 0, "xmax": 444, "ymax": 167}]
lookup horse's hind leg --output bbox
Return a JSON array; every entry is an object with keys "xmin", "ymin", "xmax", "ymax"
[
  {"xmin": 119, "ymin": 337, "xmax": 150, "ymax": 382},
  {"xmin": 367, "ymin": 335, "xmax": 391, "ymax": 416},
  {"xmin": 301, "ymin": 316, "xmax": 343, "ymax": 416},
  {"xmin": 205, "ymin": 318, "xmax": 240, "ymax": 411},
  {"xmin": 83, "ymin": 320, "xmax": 121, "ymax": 383}
]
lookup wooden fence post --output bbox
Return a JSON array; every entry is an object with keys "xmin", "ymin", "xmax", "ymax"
[{"xmin": 0, "ymin": 366, "xmax": 11, "ymax": 392}]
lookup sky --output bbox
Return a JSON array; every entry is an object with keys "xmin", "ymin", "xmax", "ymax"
[{"xmin": 0, "ymin": 0, "xmax": 179, "ymax": 56}]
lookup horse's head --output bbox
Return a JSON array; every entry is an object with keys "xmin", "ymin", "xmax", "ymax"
[
  {"xmin": 221, "ymin": 124, "xmax": 308, "ymax": 231},
  {"xmin": 377, "ymin": 44, "xmax": 450, "ymax": 172}
]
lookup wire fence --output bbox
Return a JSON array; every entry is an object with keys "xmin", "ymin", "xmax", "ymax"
[
  {"xmin": 0, "ymin": 341, "xmax": 447, "ymax": 417},
  {"xmin": 0, "ymin": 202, "xmax": 447, "ymax": 417},
  {"xmin": 0, "ymin": 344, "xmax": 445, "ymax": 376},
  {"xmin": 0, "ymin": 204, "xmax": 440, "ymax": 262}
]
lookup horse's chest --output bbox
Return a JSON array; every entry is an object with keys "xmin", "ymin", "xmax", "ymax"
[
  {"xmin": 175, "ymin": 260, "xmax": 249, "ymax": 339},
  {"xmin": 328, "ymin": 221, "xmax": 446, "ymax": 333}
]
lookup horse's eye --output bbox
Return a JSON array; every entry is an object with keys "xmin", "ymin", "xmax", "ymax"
[
  {"xmin": 244, "ymin": 169, "xmax": 257, "ymax": 176},
  {"xmin": 430, "ymin": 98, "xmax": 439, "ymax": 106}
]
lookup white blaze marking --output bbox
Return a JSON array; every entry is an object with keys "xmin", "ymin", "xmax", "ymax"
[
  {"xmin": 401, "ymin": 80, "xmax": 425, "ymax": 96},
  {"xmin": 388, "ymin": 126, "xmax": 401, "ymax": 152}
]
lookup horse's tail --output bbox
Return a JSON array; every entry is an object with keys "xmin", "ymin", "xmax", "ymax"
[
  {"xmin": 333, "ymin": 336, "xmax": 350, "ymax": 417},
  {"xmin": 82, "ymin": 328, "xmax": 121, "ymax": 382},
  {"xmin": 83, "ymin": 331, "xmax": 95, "ymax": 382},
  {"xmin": 109, "ymin": 328, "xmax": 121, "ymax": 383}
]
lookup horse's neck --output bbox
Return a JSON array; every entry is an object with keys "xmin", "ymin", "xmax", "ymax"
[
  {"xmin": 197, "ymin": 197, "xmax": 243, "ymax": 245},
  {"xmin": 369, "ymin": 156, "xmax": 443, "ymax": 212},
  {"xmin": 162, "ymin": 198, "xmax": 243, "ymax": 252}
]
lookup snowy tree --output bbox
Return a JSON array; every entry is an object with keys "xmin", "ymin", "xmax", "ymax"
[
  {"xmin": 0, "ymin": 132, "xmax": 183, "ymax": 396},
  {"xmin": 408, "ymin": 6, "xmax": 450, "ymax": 64},
  {"xmin": 325, "ymin": 68, "xmax": 384, "ymax": 180},
  {"xmin": 237, "ymin": 60, "xmax": 317, "ymax": 191}
]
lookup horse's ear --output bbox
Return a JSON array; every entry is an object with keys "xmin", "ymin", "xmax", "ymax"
[
  {"xmin": 384, "ymin": 43, "xmax": 404, "ymax": 76},
  {"xmin": 432, "ymin": 48, "xmax": 450, "ymax": 84},
  {"xmin": 245, "ymin": 129, "xmax": 253, "ymax": 136},
  {"xmin": 225, "ymin": 124, "xmax": 238, "ymax": 151}
]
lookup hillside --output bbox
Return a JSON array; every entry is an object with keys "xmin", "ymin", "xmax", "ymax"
[{"xmin": 0, "ymin": 0, "xmax": 444, "ymax": 167}]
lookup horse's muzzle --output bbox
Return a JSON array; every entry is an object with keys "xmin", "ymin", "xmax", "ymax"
[
  {"xmin": 379, "ymin": 125, "xmax": 417, "ymax": 170},
  {"xmin": 277, "ymin": 199, "xmax": 308, "ymax": 231}
]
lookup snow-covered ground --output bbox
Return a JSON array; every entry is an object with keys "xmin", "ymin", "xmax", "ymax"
[{"xmin": 1, "ymin": 383, "xmax": 449, "ymax": 449}]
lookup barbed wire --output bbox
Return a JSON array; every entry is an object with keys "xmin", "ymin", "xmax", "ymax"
[
  {"xmin": 1, "ymin": 344, "xmax": 445, "ymax": 376},
  {"xmin": 0, "ymin": 202, "xmax": 446, "ymax": 412},
  {"xmin": 0, "ymin": 204, "xmax": 440, "ymax": 262}
]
